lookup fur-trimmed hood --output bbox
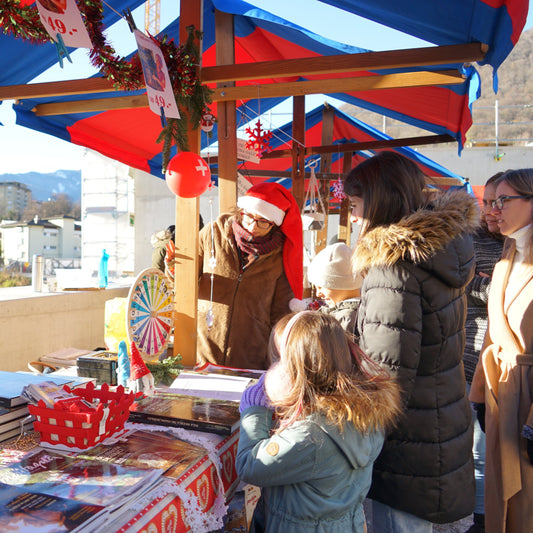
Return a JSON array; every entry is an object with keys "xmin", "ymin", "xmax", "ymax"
[{"xmin": 353, "ymin": 190, "xmax": 480, "ymax": 287}]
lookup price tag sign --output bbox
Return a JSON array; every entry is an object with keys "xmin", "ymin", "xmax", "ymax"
[
  {"xmin": 36, "ymin": 0, "xmax": 92, "ymax": 49},
  {"xmin": 237, "ymin": 138, "xmax": 260, "ymax": 163},
  {"xmin": 134, "ymin": 30, "xmax": 181, "ymax": 119}
]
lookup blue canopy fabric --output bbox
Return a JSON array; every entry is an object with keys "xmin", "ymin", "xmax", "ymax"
[{"xmin": 318, "ymin": 0, "xmax": 528, "ymax": 73}]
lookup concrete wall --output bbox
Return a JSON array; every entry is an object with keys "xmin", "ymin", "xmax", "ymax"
[
  {"xmin": 0, "ymin": 286, "xmax": 129, "ymax": 372},
  {"xmin": 421, "ymin": 145, "xmax": 533, "ymax": 186}
]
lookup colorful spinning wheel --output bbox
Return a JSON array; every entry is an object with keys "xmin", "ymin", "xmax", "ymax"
[{"xmin": 126, "ymin": 268, "xmax": 174, "ymax": 361}]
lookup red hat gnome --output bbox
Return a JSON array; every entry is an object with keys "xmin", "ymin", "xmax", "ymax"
[
  {"xmin": 237, "ymin": 182, "xmax": 304, "ymax": 299},
  {"xmin": 128, "ymin": 341, "xmax": 155, "ymax": 394}
]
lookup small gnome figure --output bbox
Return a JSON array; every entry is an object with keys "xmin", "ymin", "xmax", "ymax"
[
  {"xmin": 128, "ymin": 341, "xmax": 155, "ymax": 395},
  {"xmin": 116, "ymin": 340, "xmax": 130, "ymax": 388}
]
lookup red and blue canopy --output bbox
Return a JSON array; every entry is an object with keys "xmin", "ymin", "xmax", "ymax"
[
  {"xmin": 233, "ymin": 103, "xmax": 468, "ymax": 192},
  {"xmin": 2, "ymin": 0, "xmax": 528, "ymax": 176}
]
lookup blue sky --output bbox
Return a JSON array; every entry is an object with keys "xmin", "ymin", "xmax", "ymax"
[{"xmin": 0, "ymin": 0, "xmax": 531, "ymax": 174}]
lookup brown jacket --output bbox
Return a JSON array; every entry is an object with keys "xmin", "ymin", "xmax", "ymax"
[
  {"xmin": 196, "ymin": 213, "xmax": 293, "ymax": 370},
  {"xmin": 470, "ymin": 240, "xmax": 533, "ymax": 533}
]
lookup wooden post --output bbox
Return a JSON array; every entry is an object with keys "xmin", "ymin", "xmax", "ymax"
[
  {"xmin": 173, "ymin": 0, "xmax": 203, "ymax": 367},
  {"xmin": 338, "ymin": 152, "xmax": 353, "ymax": 245},
  {"xmin": 215, "ymin": 9, "xmax": 238, "ymax": 214},
  {"xmin": 291, "ymin": 96, "xmax": 306, "ymax": 210},
  {"xmin": 315, "ymin": 104, "xmax": 334, "ymax": 252}
]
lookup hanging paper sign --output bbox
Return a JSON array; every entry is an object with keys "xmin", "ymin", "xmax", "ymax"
[
  {"xmin": 35, "ymin": 0, "xmax": 92, "ymax": 48},
  {"xmin": 237, "ymin": 138, "xmax": 260, "ymax": 164},
  {"xmin": 134, "ymin": 30, "xmax": 180, "ymax": 119}
]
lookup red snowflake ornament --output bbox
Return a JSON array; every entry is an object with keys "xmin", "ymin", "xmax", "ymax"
[{"xmin": 245, "ymin": 120, "xmax": 273, "ymax": 158}]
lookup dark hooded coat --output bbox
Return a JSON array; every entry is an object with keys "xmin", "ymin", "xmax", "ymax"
[{"xmin": 353, "ymin": 190, "xmax": 479, "ymax": 524}]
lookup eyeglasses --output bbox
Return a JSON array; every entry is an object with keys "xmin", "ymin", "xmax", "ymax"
[
  {"xmin": 491, "ymin": 195, "xmax": 533, "ymax": 210},
  {"xmin": 241, "ymin": 212, "xmax": 274, "ymax": 230}
]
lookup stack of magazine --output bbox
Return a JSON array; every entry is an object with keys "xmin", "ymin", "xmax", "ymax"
[{"xmin": 0, "ymin": 428, "xmax": 208, "ymax": 532}]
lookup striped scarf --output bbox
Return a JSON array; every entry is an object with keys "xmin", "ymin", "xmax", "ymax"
[{"xmin": 232, "ymin": 219, "xmax": 284, "ymax": 269}]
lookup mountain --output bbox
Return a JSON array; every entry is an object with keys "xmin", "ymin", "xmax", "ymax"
[
  {"xmin": 0, "ymin": 170, "xmax": 81, "ymax": 202},
  {"xmin": 341, "ymin": 28, "xmax": 533, "ymax": 145}
]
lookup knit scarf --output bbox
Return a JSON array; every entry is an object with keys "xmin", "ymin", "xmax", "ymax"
[{"xmin": 232, "ymin": 219, "xmax": 284, "ymax": 268}]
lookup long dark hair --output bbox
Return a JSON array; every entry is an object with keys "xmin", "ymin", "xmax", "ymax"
[{"xmin": 343, "ymin": 151, "xmax": 427, "ymax": 236}]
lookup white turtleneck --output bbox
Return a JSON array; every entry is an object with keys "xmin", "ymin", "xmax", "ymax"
[{"xmin": 504, "ymin": 223, "xmax": 533, "ymax": 305}]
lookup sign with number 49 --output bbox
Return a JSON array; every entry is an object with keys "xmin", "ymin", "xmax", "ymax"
[{"xmin": 36, "ymin": 0, "xmax": 92, "ymax": 49}]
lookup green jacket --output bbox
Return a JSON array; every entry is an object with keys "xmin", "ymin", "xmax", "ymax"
[{"xmin": 236, "ymin": 406, "xmax": 384, "ymax": 533}]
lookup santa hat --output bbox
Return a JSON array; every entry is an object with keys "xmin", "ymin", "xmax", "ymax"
[
  {"xmin": 238, "ymin": 182, "xmax": 303, "ymax": 298},
  {"xmin": 129, "ymin": 341, "xmax": 151, "ymax": 380}
]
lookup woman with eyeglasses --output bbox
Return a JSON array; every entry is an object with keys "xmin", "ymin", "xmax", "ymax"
[
  {"xmin": 470, "ymin": 168, "xmax": 533, "ymax": 533},
  {"xmin": 196, "ymin": 182, "xmax": 303, "ymax": 370},
  {"xmin": 463, "ymin": 172, "xmax": 505, "ymax": 533}
]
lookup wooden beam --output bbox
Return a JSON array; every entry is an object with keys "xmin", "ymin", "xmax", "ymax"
[
  {"xmin": 292, "ymin": 96, "xmax": 306, "ymax": 210},
  {"xmin": 215, "ymin": 9, "xmax": 238, "ymax": 214},
  {"xmin": 315, "ymin": 104, "xmax": 335, "ymax": 253},
  {"xmin": 173, "ymin": 0, "xmax": 203, "ymax": 368},
  {"xmin": 212, "ymin": 70, "xmax": 464, "ymax": 102},
  {"xmin": 236, "ymin": 169, "xmax": 465, "ymax": 187},
  {"xmin": 261, "ymin": 134, "xmax": 456, "ymax": 159},
  {"xmin": 338, "ymin": 152, "xmax": 353, "ymax": 245},
  {"xmin": 201, "ymin": 42, "xmax": 486, "ymax": 83},
  {"xmin": 0, "ymin": 77, "xmax": 116, "ymax": 101},
  {"xmin": 35, "ymin": 94, "xmax": 149, "ymax": 116},
  {"xmin": 205, "ymin": 134, "xmax": 455, "ymax": 166},
  {"xmin": 32, "ymin": 69, "xmax": 464, "ymax": 116}
]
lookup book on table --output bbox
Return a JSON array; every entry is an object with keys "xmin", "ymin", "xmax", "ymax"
[
  {"xmin": 194, "ymin": 361, "xmax": 265, "ymax": 380},
  {"xmin": 0, "ymin": 447, "xmax": 163, "ymax": 511},
  {"xmin": 0, "ymin": 415, "xmax": 34, "ymax": 444},
  {"xmin": 67, "ymin": 428, "xmax": 207, "ymax": 479},
  {"xmin": 0, "ymin": 481, "xmax": 107, "ymax": 533},
  {"xmin": 167, "ymin": 370, "xmax": 253, "ymax": 402},
  {"xmin": 129, "ymin": 392, "xmax": 241, "ymax": 436},
  {"xmin": 0, "ymin": 404, "xmax": 30, "ymax": 425},
  {"xmin": 0, "ymin": 371, "xmax": 95, "ymax": 409}
]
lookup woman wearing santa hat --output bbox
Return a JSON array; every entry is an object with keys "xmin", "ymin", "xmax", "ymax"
[{"xmin": 197, "ymin": 182, "xmax": 303, "ymax": 370}]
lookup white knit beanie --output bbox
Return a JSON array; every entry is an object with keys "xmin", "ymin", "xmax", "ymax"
[{"xmin": 308, "ymin": 243, "xmax": 360, "ymax": 290}]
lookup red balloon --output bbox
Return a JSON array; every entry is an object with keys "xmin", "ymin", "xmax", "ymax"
[{"xmin": 165, "ymin": 152, "xmax": 211, "ymax": 198}]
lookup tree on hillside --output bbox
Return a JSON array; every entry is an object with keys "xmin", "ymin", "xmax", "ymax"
[{"xmin": 22, "ymin": 193, "xmax": 81, "ymax": 221}]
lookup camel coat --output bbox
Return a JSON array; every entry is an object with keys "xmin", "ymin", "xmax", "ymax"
[
  {"xmin": 196, "ymin": 213, "xmax": 293, "ymax": 370},
  {"xmin": 470, "ymin": 240, "xmax": 533, "ymax": 532}
]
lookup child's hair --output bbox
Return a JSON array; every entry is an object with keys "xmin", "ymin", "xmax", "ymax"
[{"xmin": 270, "ymin": 311, "xmax": 401, "ymax": 433}]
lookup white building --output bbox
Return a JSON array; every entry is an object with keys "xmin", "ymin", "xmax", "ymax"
[
  {"xmin": 0, "ymin": 215, "xmax": 81, "ymax": 265},
  {"xmin": 81, "ymin": 150, "xmax": 217, "ymax": 278}
]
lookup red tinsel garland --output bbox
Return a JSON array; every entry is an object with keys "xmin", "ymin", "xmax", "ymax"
[{"xmin": 0, "ymin": 0, "xmax": 212, "ymax": 162}]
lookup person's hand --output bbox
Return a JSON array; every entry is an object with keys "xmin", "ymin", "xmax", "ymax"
[
  {"xmin": 473, "ymin": 402, "xmax": 486, "ymax": 433},
  {"xmin": 164, "ymin": 240, "xmax": 176, "ymax": 280},
  {"xmin": 239, "ymin": 374, "xmax": 271, "ymax": 413}
]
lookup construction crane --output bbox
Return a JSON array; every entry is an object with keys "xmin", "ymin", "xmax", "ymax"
[{"xmin": 144, "ymin": 0, "xmax": 160, "ymax": 35}]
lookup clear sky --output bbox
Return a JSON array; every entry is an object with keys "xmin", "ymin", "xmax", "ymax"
[{"xmin": 0, "ymin": 0, "xmax": 531, "ymax": 174}]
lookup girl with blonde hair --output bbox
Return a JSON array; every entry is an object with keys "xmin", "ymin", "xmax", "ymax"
[{"xmin": 236, "ymin": 311, "xmax": 400, "ymax": 533}]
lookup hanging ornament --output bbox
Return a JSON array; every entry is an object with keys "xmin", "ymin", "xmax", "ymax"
[
  {"xmin": 165, "ymin": 152, "xmax": 211, "ymax": 198},
  {"xmin": 301, "ymin": 160, "xmax": 327, "ymax": 231},
  {"xmin": 332, "ymin": 178, "xmax": 346, "ymax": 202},
  {"xmin": 245, "ymin": 119, "xmax": 273, "ymax": 158},
  {"xmin": 207, "ymin": 198, "xmax": 217, "ymax": 331},
  {"xmin": 200, "ymin": 111, "xmax": 216, "ymax": 133}
]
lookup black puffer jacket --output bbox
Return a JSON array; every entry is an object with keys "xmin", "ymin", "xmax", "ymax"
[{"xmin": 353, "ymin": 190, "xmax": 479, "ymax": 524}]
